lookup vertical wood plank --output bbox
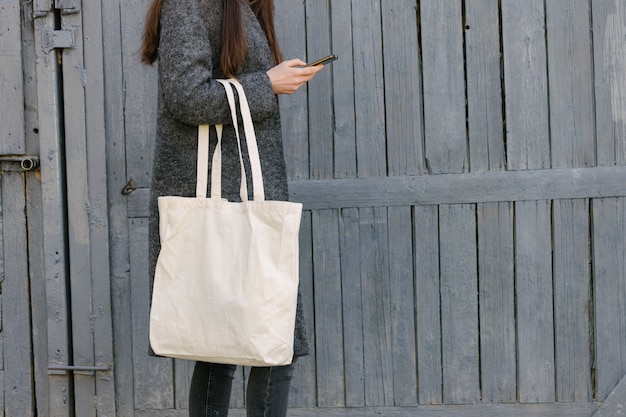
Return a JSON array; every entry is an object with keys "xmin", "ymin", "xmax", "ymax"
[
  {"xmin": 1, "ymin": 173, "xmax": 35, "ymax": 416},
  {"xmin": 465, "ymin": 0, "xmax": 505, "ymax": 172},
  {"xmin": 360, "ymin": 207, "xmax": 393, "ymax": 406},
  {"xmin": 101, "ymin": 0, "xmax": 135, "ymax": 411},
  {"xmin": 553, "ymin": 199, "xmax": 592, "ymax": 401},
  {"xmin": 477, "ymin": 202, "xmax": 516, "ymax": 403},
  {"xmin": 546, "ymin": 0, "xmax": 595, "ymax": 168},
  {"xmin": 501, "ymin": 0, "xmax": 550, "ymax": 170},
  {"xmin": 275, "ymin": 0, "xmax": 309, "ymax": 180},
  {"xmin": 592, "ymin": 197, "xmax": 626, "ymax": 400},
  {"xmin": 32, "ymin": 10, "xmax": 72, "ymax": 416},
  {"xmin": 306, "ymin": 0, "xmax": 334, "ymax": 180},
  {"xmin": 439, "ymin": 204, "xmax": 480, "ymax": 405},
  {"xmin": 120, "ymin": 0, "xmax": 157, "ymax": 188},
  {"xmin": 0, "ymin": 0, "xmax": 26, "ymax": 154},
  {"xmin": 388, "ymin": 206, "xmax": 418, "ymax": 406},
  {"xmin": 515, "ymin": 200, "xmax": 555, "ymax": 403},
  {"xmin": 421, "ymin": 0, "xmax": 467, "ymax": 174},
  {"xmin": 382, "ymin": 0, "xmax": 425, "ymax": 176},
  {"xmin": 312, "ymin": 209, "xmax": 345, "ymax": 407},
  {"xmin": 414, "ymin": 205, "xmax": 442, "ymax": 405},
  {"xmin": 352, "ymin": 0, "xmax": 386, "ymax": 178},
  {"xmin": 174, "ymin": 360, "xmax": 194, "ymax": 409},
  {"xmin": 290, "ymin": 211, "xmax": 316, "ymax": 408},
  {"xmin": 129, "ymin": 218, "xmax": 175, "ymax": 409},
  {"xmin": 592, "ymin": 0, "xmax": 626, "ymax": 166},
  {"xmin": 331, "ymin": 0, "xmax": 357, "ymax": 179},
  {"xmin": 339, "ymin": 208, "xmax": 365, "ymax": 407}
]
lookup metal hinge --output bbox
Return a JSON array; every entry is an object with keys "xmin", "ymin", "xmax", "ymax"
[
  {"xmin": 41, "ymin": 27, "xmax": 75, "ymax": 53},
  {"xmin": 55, "ymin": 0, "xmax": 80, "ymax": 14},
  {"xmin": 0, "ymin": 155, "xmax": 40, "ymax": 172}
]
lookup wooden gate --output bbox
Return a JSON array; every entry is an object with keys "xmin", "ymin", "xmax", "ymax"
[{"xmin": 1, "ymin": 0, "xmax": 116, "ymax": 415}]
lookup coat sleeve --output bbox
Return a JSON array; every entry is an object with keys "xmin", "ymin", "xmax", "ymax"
[{"xmin": 157, "ymin": 0, "xmax": 279, "ymax": 126}]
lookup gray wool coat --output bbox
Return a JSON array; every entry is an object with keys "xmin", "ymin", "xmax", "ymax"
[{"xmin": 148, "ymin": 0, "xmax": 309, "ymax": 358}]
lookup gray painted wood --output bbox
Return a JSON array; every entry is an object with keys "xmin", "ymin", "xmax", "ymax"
[
  {"xmin": 502, "ymin": 0, "xmax": 550, "ymax": 170},
  {"xmin": 306, "ymin": 0, "xmax": 333, "ymax": 180},
  {"xmin": 477, "ymin": 202, "xmax": 516, "ymax": 403},
  {"xmin": 465, "ymin": 0, "xmax": 505, "ymax": 172},
  {"xmin": 421, "ymin": 0, "xmax": 467, "ymax": 174},
  {"xmin": 312, "ymin": 209, "xmax": 345, "ymax": 407},
  {"xmin": 382, "ymin": 0, "xmax": 425, "ymax": 176},
  {"xmin": 339, "ymin": 208, "xmax": 365, "ymax": 407},
  {"xmin": 32, "ymin": 8, "xmax": 73, "ymax": 416},
  {"xmin": 592, "ymin": 197, "xmax": 626, "ymax": 401},
  {"xmin": 1, "ymin": 173, "xmax": 35, "ymax": 416},
  {"xmin": 330, "ymin": 0, "xmax": 357, "ymax": 179},
  {"xmin": 274, "ymin": 0, "xmax": 309, "ymax": 180},
  {"xmin": 546, "ymin": 0, "xmax": 595, "ymax": 169},
  {"xmin": 352, "ymin": 0, "xmax": 386, "ymax": 178},
  {"xmin": 592, "ymin": 0, "xmax": 626, "ymax": 166},
  {"xmin": 0, "ymin": 0, "xmax": 26, "ymax": 155},
  {"xmin": 515, "ymin": 200, "xmax": 555, "ymax": 403},
  {"xmin": 553, "ymin": 199, "xmax": 592, "ymax": 401},
  {"xmin": 387, "ymin": 206, "xmax": 418, "ymax": 406},
  {"xmin": 593, "ymin": 373, "xmax": 626, "ymax": 417},
  {"xmin": 360, "ymin": 207, "xmax": 393, "ymax": 406},
  {"xmin": 439, "ymin": 204, "xmax": 480, "ymax": 404},
  {"xmin": 414, "ymin": 205, "xmax": 442, "ymax": 405},
  {"xmin": 140, "ymin": 402, "xmax": 600, "ymax": 417}
]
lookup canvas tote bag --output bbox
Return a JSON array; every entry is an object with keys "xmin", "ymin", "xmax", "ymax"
[{"xmin": 149, "ymin": 79, "xmax": 302, "ymax": 366}]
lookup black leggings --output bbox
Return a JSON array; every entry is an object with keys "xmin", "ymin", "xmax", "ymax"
[{"xmin": 188, "ymin": 361, "xmax": 296, "ymax": 417}]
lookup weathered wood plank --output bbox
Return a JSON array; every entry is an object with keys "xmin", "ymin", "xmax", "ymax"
[
  {"xmin": 360, "ymin": 207, "xmax": 393, "ymax": 406},
  {"xmin": 465, "ymin": 0, "xmax": 505, "ymax": 172},
  {"xmin": 129, "ymin": 218, "xmax": 175, "ymax": 409},
  {"xmin": 546, "ymin": 0, "xmax": 594, "ymax": 169},
  {"xmin": 139, "ymin": 402, "xmax": 599, "ymax": 417},
  {"xmin": 129, "ymin": 166, "xmax": 626, "ymax": 215},
  {"xmin": 421, "ymin": 0, "xmax": 467, "ymax": 174},
  {"xmin": 501, "ymin": 0, "xmax": 550, "ymax": 170},
  {"xmin": 1, "ymin": 173, "xmax": 35, "ymax": 416},
  {"xmin": 414, "ymin": 205, "xmax": 442, "ymax": 404},
  {"xmin": 593, "ymin": 373, "xmax": 626, "ymax": 417},
  {"xmin": 174, "ymin": 359, "xmax": 194, "ymax": 409},
  {"xmin": 331, "ymin": 0, "xmax": 357, "ymax": 179},
  {"xmin": 101, "ymin": 0, "xmax": 135, "ymax": 411},
  {"xmin": 312, "ymin": 209, "xmax": 345, "ymax": 407},
  {"xmin": 339, "ymin": 208, "xmax": 365, "ymax": 407},
  {"xmin": 592, "ymin": 197, "xmax": 626, "ymax": 400},
  {"xmin": 306, "ymin": 0, "xmax": 333, "ymax": 180},
  {"xmin": 439, "ymin": 204, "xmax": 480, "ymax": 404},
  {"xmin": 120, "ymin": 0, "xmax": 157, "ymax": 188},
  {"xmin": 274, "ymin": 0, "xmax": 309, "ymax": 180},
  {"xmin": 477, "ymin": 202, "xmax": 516, "ymax": 403},
  {"xmin": 515, "ymin": 200, "xmax": 555, "ymax": 402},
  {"xmin": 387, "ymin": 206, "xmax": 418, "ymax": 406},
  {"xmin": 352, "ymin": 0, "xmax": 386, "ymax": 177},
  {"xmin": 0, "ymin": 0, "xmax": 26, "ymax": 154},
  {"xmin": 553, "ymin": 199, "xmax": 592, "ymax": 401},
  {"xmin": 32, "ymin": 9, "xmax": 72, "ymax": 416},
  {"xmin": 382, "ymin": 0, "xmax": 424, "ymax": 176},
  {"xmin": 592, "ymin": 0, "xmax": 626, "ymax": 166},
  {"xmin": 290, "ymin": 211, "xmax": 316, "ymax": 408}
]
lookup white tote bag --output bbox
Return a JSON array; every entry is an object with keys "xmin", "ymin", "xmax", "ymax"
[{"xmin": 149, "ymin": 79, "xmax": 302, "ymax": 366}]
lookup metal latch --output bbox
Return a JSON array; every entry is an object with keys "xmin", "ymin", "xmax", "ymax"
[
  {"xmin": 55, "ymin": 0, "xmax": 80, "ymax": 14},
  {"xmin": 0, "ymin": 155, "xmax": 40, "ymax": 172},
  {"xmin": 41, "ymin": 27, "xmax": 75, "ymax": 53}
]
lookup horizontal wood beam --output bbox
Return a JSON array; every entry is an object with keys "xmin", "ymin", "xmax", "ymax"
[
  {"xmin": 137, "ymin": 403, "xmax": 599, "ymax": 417},
  {"xmin": 126, "ymin": 166, "xmax": 626, "ymax": 217}
]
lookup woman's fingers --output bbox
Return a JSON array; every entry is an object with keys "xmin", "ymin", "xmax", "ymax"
[{"xmin": 267, "ymin": 59, "xmax": 325, "ymax": 95}]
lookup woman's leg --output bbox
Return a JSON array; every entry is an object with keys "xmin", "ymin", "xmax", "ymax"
[
  {"xmin": 189, "ymin": 362, "xmax": 237, "ymax": 417},
  {"xmin": 245, "ymin": 361, "xmax": 296, "ymax": 417}
]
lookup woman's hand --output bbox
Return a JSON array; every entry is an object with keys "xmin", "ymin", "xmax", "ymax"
[{"xmin": 266, "ymin": 59, "xmax": 325, "ymax": 95}]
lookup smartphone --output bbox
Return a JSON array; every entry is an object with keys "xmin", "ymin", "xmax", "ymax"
[{"xmin": 307, "ymin": 54, "xmax": 339, "ymax": 67}]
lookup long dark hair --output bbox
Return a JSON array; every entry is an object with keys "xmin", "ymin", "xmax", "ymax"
[{"xmin": 141, "ymin": 0, "xmax": 283, "ymax": 78}]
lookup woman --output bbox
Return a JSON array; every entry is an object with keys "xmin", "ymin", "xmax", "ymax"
[{"xmin": 141, "ymin": 0, "xmax": 323, "ymax": 415}]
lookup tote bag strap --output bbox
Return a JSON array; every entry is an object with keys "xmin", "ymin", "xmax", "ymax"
[{"xmin": 196, "ymin": 124, "xmax": 223, "ymax": 198}]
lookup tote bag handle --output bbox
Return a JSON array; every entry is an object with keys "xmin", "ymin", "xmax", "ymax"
[{"xmin": 195, "ymin": 79, "xmax": 265, "ymax": 202}]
